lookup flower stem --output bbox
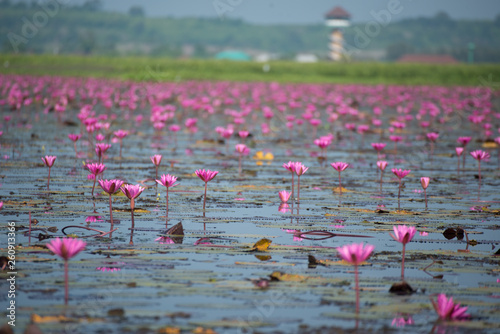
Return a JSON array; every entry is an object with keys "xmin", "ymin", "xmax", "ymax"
[
  {"xmin": 203, "ymin": 182, "xmax": 207, "ymax": 211},
  {"xmin": 64, "ymin": 260, "xmax": 69, "ymax": 305},
  {"xmin": 398, "ymin": 179, "xmax": 402, "ymax": 212},
  {"xmin": 355, "ymin": 264, "xmax": 360, "ymax": 314},
  {"xmin": 238, "ymin": 154, "xmax": 242, "ymax": 176},
  {"xmin": 91, "ymin": 178, "xmax": 96, "ymax": 197},
  {"xmin": 401, "ymin": 244, "xmax": 406, "ymax": 280},
  {"xmin": 47, "ymin": 167, "xmax": 51, "ymax": 190},
  {"xmin": 297, "ymin": 176, "xmax": 301, "ymax": 204},
  {"xmin": 108, "ymin": 195, "xmax": 114, "ymax": 226},
  {"xmin": 424, "ymin": 188, "xmax": 428, "ymax": 210},
  {"xmin": 338, "ymin": 171, "xmax": 342, "ymax": 196},
  {"xmin": 166, "ymin": 187, "xmax": 169, "ymax": 221},
  {"xmin": 478, "ymin": 161, "xmax": 481, "ymax": 201},
  {"xmin": 291, "ymin": 172, "xmax": 295, "ymax": 203}
]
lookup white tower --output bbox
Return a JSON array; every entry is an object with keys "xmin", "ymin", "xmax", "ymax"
[{"xmin": 325, "ymin": 6, "xmax": 351, "ymax": 61}]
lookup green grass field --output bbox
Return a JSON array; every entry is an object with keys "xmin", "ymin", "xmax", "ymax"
[{"xmin": 1, "ymin": 54, "xmax": 500, "ymax": 86}]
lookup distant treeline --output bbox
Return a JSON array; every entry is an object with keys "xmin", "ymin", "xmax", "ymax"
[{"xmin": 1, "ymin": 0, "xmax": 500, "ymax": 62}]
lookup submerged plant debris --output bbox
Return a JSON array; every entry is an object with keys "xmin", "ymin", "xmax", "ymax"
[{"xmin": 0, "ymin": 75, "xmax": 500, "ymax": 333}]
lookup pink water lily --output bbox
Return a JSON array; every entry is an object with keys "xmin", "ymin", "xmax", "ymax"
[
  {"xmin": 377, "ymin": 160, "xmax": 388, "ymax": 193},
  {"xmin": 292, "ymin": 162, "xmax": 308, "ymax": 203},
  {"xmin": 95, "ymin": 143, "xmax": 111, "ymax": 163},
  {"xmin": 371, "ymin": 142, "xmax": 386, "ymax": 160},
  {"xmin": 46, "ymin": 237, "xmax": 86, "ymax": 304},
  {"xmin": 283, "ymin": 161, "xmax": 296, "ymax": 202},
  {"xmin": 390, "ymin": 225, "xmax": 416, "ymax": 279},
  {"xmin": 150, "ymin": 154, "xmax": 162, "ymax": 180},
  {"xmin": 86, "ymin": 163, "xmax": 107, "ymax": 197},
  {"xmin": 113, "ymin": 129, "xmax": 128, "ymax": 158},
  {"xmin": 195, "ymin": 169, "xmax": 219, "ymax": 211},
  {"xmin": 337, "ymin": 243, "xmax": 375, "ymax": 313},
  {"xmin": 278, "ymin": 190, "xmax": 291, "ymax": 203},
  {"xmin": 331, "ymin": 162, "xmax": 349, "ymax": 198},
  {"xmin": 41, "ymin": 155, "xmax": 56, "ymax": 190},
  {"xmin": 392, "ymin": 168, "xmax": 411, "ymax": 211},
  {"xmin": 235, "ymin": 144, "xmax": 250, "ymax": 176},
  {"xmin": 431, "ymin": 294, "xmax": 470, "ymax": 321},
  {"xmin": 470, "ymin": 149, "xmax": 490, "ymax": 200},
  {"xmin": 98, "ymin": 179, "xmax": 124, "ymax": 227},
  {"xmin": 457, "ymin": 136, "xmax": 471, "ymax": 169},
  {"xmin": 121, "ymin": 184, "xmax": 145, "ymax": 244},
  {"xmin": 156, "ymin": 174, "xmax": 179, "ymax": 221},
  {"xmin": 68, "ymin": 134, "xmax": 81, "ymax": 157},
  {"xmin": 420, "ymin": 177, "xmax": 430, "ymax": 210}
]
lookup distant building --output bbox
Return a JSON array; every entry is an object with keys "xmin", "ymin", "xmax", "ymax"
[
  {"xmin": 295, "ymin": 53, "xmax": 318, "ymax": 63},
  {"xmin": 324, "ymin": 6, "xmax": 351, "ymax": 61},
  {"xmin": 215, "ymin": 50, "xmax": 251, "ymax": 61},
  {"xmin": 397, "ymin": 54, "xmax": 459, "ymax": 64}
]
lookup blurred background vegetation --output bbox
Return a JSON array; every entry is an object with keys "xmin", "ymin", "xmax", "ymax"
[{"xmin": 1, "ymin": 0, "xmax": 500, "ymax": 62}]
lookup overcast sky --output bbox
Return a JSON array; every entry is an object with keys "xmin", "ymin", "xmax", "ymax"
[{"xmin": 97, "ymin": 0, "xmax": 499, "ymax": 24}]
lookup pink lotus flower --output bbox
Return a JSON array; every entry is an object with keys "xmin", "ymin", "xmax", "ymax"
[
  {"xmin": 157, "ymin": 174, "xmax": 179, "ymax": 220},
  {"xmin": 390, "ymin": 225, "xmax": 416, "ymax": 245},
  {"xmin": 121, "ymin": 184, "xmax": 145, "ymax": 202},
  {"xmin": 86, "ymin": 163, "xmax": 107, "ymax": 197},
  {"xmin": 150, "ymin": 154, "xmax": 162, "ymax": 180},
  {"xmin": 113, "ymin": 129, "xmax": 128, "ymax": 139},
  {"xmin": 392, "ymin": 168, "xmax": 411, "ymax": 179},
  {"xmin": 46, "ymin": 237, "xmax": 86, "ymax": 304},
  {"xmin": 238, "ymin": 130, "xmax": 249, "ymax": 139},
  {"xmin": 195, "ymin": 169, "xmax": 219, "ymax": 211},
  {"xmin": 98, "ymin": 179, "xmax": 124, "ymax": 196},
  {"xmin": 283, "ymin": 161, "xmax": 296, "ymax": 202},
  {"xmin": 68, "ymin": 134, "xmax": 81, "ymax": 157},
  {"xmin": 392, "ymin": 168, "xmax": 411, "ymax": 211},
  {"xmin": 337, "ymin": 242, "xmax": 374, "ymax": 265},
  {"xmin": 371, "ymin": 142, "xmax": 386, "ymax": 160},
  {"xmin": 68, "ymin": 134, "xmax": 81, "ymax": 142},
  {"xmin": 389, "ymin": 135, "xmax": 403, "ymax": 156},
  {"xmin": 150, "ymin": 154, "xmax": 162, "ymax": 166},
  {"xmin": 457, "ymin": 136, "xmax": 472, "ymax": 169},
  {"xmin": 278, "ymin": 190, "xmax": 291, "ymax": 203},
  {"xmin": 113, "ymin": 129, "xmax": 128, "ymax": 158},
  {"xmin": 470, "ymin": 149, "xmax": 490, "ymax": 200},
  {"xmin": 41, "ymin": 155, "xmax": 56, "ymax": 190},
  {"xmin": 421, "ymin": 177, "xmax": 430, "ymax": 210},
  {"xmin": 427, "ymin": 132, "xmax": 439, "ymax": 142},
  {"xmin": 95, "ymin": 143, "xmax": 111, "ymax": 163},
  {"xmin": 377, "ymin": 160, "xmax": 388, "ymax": 171},
  {"xmin": 391, "ymin": 316, "xmax": 414, "ymax": 328},
  {"xmin": 195, "ymin": 169, "xmax": 218, "ymax": 183},
  {"xmin": 292, "ymin": 162, "xmax": 308, "ymax": 203},
  {"xmin": 431, "ymin": 294, "xmax": 470, "ymax": 321},
  {"xmin": 98, "ymin": 179, "xmax": 124, "ymax": 227},
  {"xmin": 457, "ymin": 136, "xmax": 471, "ymax": 146},
  {"xmin": 331, "ymin": 162, "xmax": 349, "ymax": 198},
  {"xmin": 47, "ymin": 237, "xmax": 86, "ymax": 261},
  {"xmin": 390, "ymin": 225, "xmax": 416, "ymax": 279},
  {"xmin": 336, "ymin": 242, "xmax": 375, "ymax": 313},
  {"xmin": 42, "ymin": 155, "xmax": 56, "ymax": 168},
  {"xmin": 314, "ymin": 137, "xmax": 332, "ymax": 157},
  {"xmin": 235, "ymin": 144, "xmax": 250, "ymax": 176},
  {"xmin": 121, "ymin": 184, "xmax": 145, "ymax": 244},
  {"xmin": 470, "ymin": 149, "xmax": 490, "ymax": 161},
  {"xmin": 157, "ymin": 174, "xmax": 178, "ymax": 188}
]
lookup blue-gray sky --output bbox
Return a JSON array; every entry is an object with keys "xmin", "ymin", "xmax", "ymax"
[{"xmin": 98, "ymin": 0, "xmax": 499, "ymax": 23}]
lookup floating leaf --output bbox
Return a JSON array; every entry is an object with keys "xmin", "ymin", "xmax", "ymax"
[
  {"xmin": 250, "ymin": 238, "xmax": 272, "ymax": 251},
  {"xmin": 31, "ymin": 314, "xmax": 71, "ymax": 323}
]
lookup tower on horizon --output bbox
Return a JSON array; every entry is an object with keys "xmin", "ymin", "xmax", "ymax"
[{"xmin": 325, "ymin": 6, "xmax": 351, "ymax": 61}]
